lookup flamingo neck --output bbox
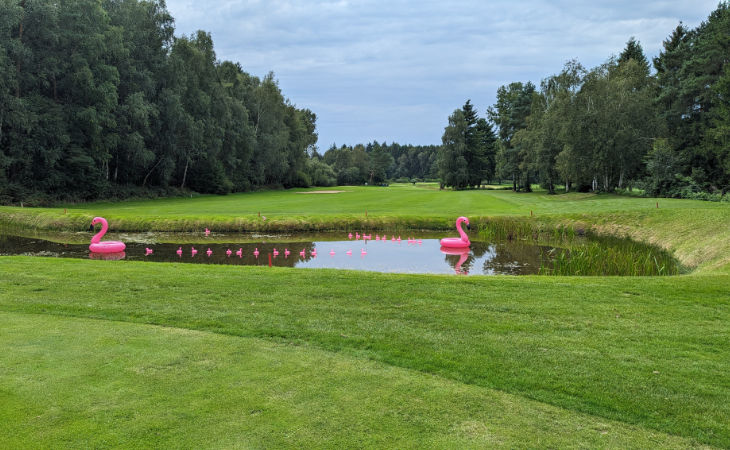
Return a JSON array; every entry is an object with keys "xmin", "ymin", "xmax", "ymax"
[
  {"xmin": 91, "ymin": 218, "xmax": 108, "ymax": 243},
  {"xmin": 456, "ymin": 218, "xmax": 469, "ymax": 242}
]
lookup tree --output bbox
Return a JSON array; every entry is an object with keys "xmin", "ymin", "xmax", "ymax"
[{"xmin": 439, "ymin": 108, "xmax": 468, "ymax": 189}]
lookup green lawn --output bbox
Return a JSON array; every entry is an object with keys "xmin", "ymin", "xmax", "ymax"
[{"xmin": 1, "ymin": 185, "xmax": 729, "ymax": 447}]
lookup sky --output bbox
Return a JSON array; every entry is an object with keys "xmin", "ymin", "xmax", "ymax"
[{"xmin": 163, "ymin": 0, "xmax": 718, "ymax": 149}]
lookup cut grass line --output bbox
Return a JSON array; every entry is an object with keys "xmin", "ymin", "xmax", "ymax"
[{"xmin": 0, "ymin": 311, "xmax": 712, "ymax": 449}]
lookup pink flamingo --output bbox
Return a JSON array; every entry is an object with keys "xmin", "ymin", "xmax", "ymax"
[
  {"xmin": 329, "ymin": 249, "xmax": 335, "ymax": 256},
  {"xmin": 397, "ymin": 236, "xmax": 401, "ymax": 242},
  {"xmin": 176, "ymin": 247, "xmax": 182, "ymax": 257},
  {"xmin": 311, "ymin": 249, "xmax": 317, "ymax": 257},
  {"xmin": 284, "ymin": 248, "xmax": 290, "ymax": 257},
  {"xmin": 346, "ymin": 250, "xmax": 352, "ymax": 256},
  {"xmin": 355, "ymin": 233, "xmax": 360, "ymax": 240},
  {"xmin": 299, "ymin": 248, "xmax": 306, "ymax": 257},
  {"xmin": 348, "ymin": 233, "xmax": 353, "ymax": 239},
  {"xmin": 361, "ymin": 248, "xmax": 367, "ymax": 255},
  {"xmin": 440, "ymin": 216, "xmax": 471, "ymax": 248},
  {"xmin": 273, "ymin": 248, "xmax": 279, "ymax": 257},
  {"xmin": 206, "ymin": 248, "xmax": 212, "ymax": 257},
  {"xmin": 89, "ymin": 217, "xmax": 126, "ymax": 253},
  {"xmin": 145, "ymin": 247, "xmax": 153, "ymax": 256},
  {"xmin": 417, "ymin": 239, "xmax": 422, "ymax": 245},
  {"xmin": 382, "ymin": 234, "xmax": 387, "ymax": 240},
  {"xmin": 205, "ymin": 228, "xmax": 210, "ymax": 236},
  {"xmin": 376, "ymin": 235, "xmax": 380, "ymax": 241},
  {"xmin": 191, "ymin": 247, "xmax": 198, "ymax": 256},
  {"xmin": 363, "ymin": 234, "xmax": 371, "ymax": 240},
  {"xmin": 226, "ymin": 248, "xmax": 232, "ymax": 257},
  {"xmin": 391, "ymin": 236, "xmax": 396, "ymax": 242}
]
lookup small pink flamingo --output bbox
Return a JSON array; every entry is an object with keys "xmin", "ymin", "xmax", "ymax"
[
  {"xmin": 311, "ymin": 249, "xmax": 317, "ymax": 257},
  {"xmin": 376, "ymin": 235, "xmax": 380, "ymax": 241},
  {"xmin": 363, "ymin": 234, "xmax": 371, "ymax": 240},
  {"xmin": 226, "ymin": 248, "xmax": 232, "ymax": 257},
  {"xmin": 235, "ymin": 248, "xmax": 242, "ymax": 257},
  {"xmin": 348, "ymin": 233, "xmax": 353, "ymax": 239},
  {"xmin": 382, "ymin": 234, "xmax": 387, "ymax": 240},
  {"xmin": 206, "ymin": 248, "xmax": 212, "ymax": 257},
  {"xmin": 417, "ymin": 239, "xmax": 422, "ymax": 245},
  {"xmin": 397, "ymin": 236, "xmax": 401, "ymax": 242},
  {"xmin": 176, "ymin": 247, "xmax": 182, "ymax": 257},
  {"xmin": 329, "ymin": 249, "xmax": 335, "ymax": 256},
  {"xmin": 273, "ymin": 248, "xmax": 279, "ymax": 257},
  {"xmin": 346, "ymin": 250, "xmax": 352, "ymax": 256},
  {"xmin": 361, "ymin": 248, "xmax": 367, "ymax": 255},
  {"xmin": 205, "ymin": 228, "xmax": 210, "ymax": 236},
  {"xmin": 391, "ymin": 236, "xmax": 396, "ymax": 241},
  {"xmin": 145, "ymin": 247, "xmax": 153, "ymax": 256},
  {"xmin": 284, "ymin": 248, "xmax": 290, "ymax": 257},
  {"xmin": 191, "ymin": 247, "xmax": 198, "ymax": 256},
  {"xmin": 299, "ymin": 248, "xmax": 306, "ymax": 257},
  {"xmin": 355, "ymin": 233, "xmax": 360, "ymax": 240},
  {"xmin": 250, "ymin": 248, "xmax": 256, "ymax": 257}
]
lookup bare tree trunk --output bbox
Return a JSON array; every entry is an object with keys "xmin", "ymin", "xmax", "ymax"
[
  {"xmin": 181, "ymin": 158, "xmax": 189, "ymax": 189},
  {"xmin": 142, "ymin": 158, "xmax": 163, "ymax": 187}
]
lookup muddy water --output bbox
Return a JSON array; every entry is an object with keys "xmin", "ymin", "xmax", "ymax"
[{"xmin": 0, "ymin": 232, "xmax": 555, "ymax": 275}]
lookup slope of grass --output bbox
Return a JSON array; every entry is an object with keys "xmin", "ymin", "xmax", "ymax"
[
  {"xmin": 1, "ymin": 257, "xmax": 728, "ymax": 447},
  {"xmin": 1, "ymin": 183, "xmax": 727, "ymax": 233},
  {"xmin": 0, "ymin": 311, "xmax": 707, "ymax": 448}
]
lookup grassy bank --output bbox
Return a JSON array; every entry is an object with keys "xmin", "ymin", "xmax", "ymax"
[
  {"xmin": 1, "ymin": 258, "xmax": 729, "ymax": 447},
  {"xmin": 1, "ymin": 186, "xmax": 729, "ymax": 446}
]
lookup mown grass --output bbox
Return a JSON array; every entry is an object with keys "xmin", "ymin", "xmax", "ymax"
[
  {"xmin": 1, "ymin": 183, "xmax": 727, "ymax": 233},
  {"xmin": 1, "ymin": 185, "xmax": 729, "ymax": 447},
  {"xmin": 0, "ymin": 257, "xmax": 728, "ymax": 447},
  {"xmin": 1, "ymin": 311, "xmax": 708, "ymax": 448}
]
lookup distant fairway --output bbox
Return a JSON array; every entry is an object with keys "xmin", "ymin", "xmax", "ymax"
[{"xmin": 1, "ymin": 185, "xmax": 729, "ymax": 447}]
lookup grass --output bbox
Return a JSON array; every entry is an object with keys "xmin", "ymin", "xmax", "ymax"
[
  {"xmin": 1, "ymin": 311, "xmax": 708, "ymax": 448},
  {"xmin": 1, "ymin": 184, "xmax": 729, "ymax": 447}
]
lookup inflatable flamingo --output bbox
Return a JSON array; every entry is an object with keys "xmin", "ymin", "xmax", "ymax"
[
  {"xmin": 191, "ymin": 247, "xmax": 198, "ymax": 256},
  {"xmin": 206, "ymin": 248, "xmax": 213, "ymax": 257},
  {"xmin": 145, "ymin": 247, "xmax": 153, "ymax": 256},
  {"xmin": 176, "ymin": 247, "xmax": 183, "ymax": 257},
  {"xmin": 299, "ymin": 249, "xmax": 306, "ymax": 257},
  {"xmin": 226, "ymin": 248, "xmax": 232, "ymax": 257},
  {"xmin": 284, "ymin": 248, "xmax": 290, "ymax": 257},
  {"xmin": 89, "ymin": 217, "xmax": 125, "ymax": 253},
  {"xmin": 440, "ymin": 216, "xmax": 471, "ymax": 248}
]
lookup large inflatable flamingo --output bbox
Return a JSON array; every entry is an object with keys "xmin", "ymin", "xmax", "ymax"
[
  {"xmin": 440, "ymin": 216, "xmax": 471, "ymax": 248},
  {"xmin": 89, "ymin": 217, "xmax": 126, "ymax": 253}
]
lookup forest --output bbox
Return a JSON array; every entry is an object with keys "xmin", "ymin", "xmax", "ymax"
[
  {"xmin": 0, "ymin": 0, "xmax": 728, "ymax": 204},
  {"xmin": 438, "ymin": 3, "xmax": 730, "ymax": 199}
]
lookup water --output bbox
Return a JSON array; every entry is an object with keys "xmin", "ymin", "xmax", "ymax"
[{"xmin": 0, "ymin": 232, "xmax": 554, "ymax": 275}]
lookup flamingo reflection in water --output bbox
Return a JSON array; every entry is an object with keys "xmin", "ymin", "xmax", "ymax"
[
  {"xmin": 440, "ymin": 246, "xmax": 470, "ymax": 275},
  {"xmin": 89, "ymin": 251, "xmax": 126, "ymax": 261}
]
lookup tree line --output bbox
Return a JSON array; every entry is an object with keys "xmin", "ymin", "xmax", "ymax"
[
  {"xmin": 439, "ymin": 2, "xmax": 730, "ymax": 199},
  {"xmin": 0, "ymin": 0, "xmax": 319, "ymax": 204},
  {"xmin": 318, "ymin": 141, "xmax": 440, "ymax": 185}
]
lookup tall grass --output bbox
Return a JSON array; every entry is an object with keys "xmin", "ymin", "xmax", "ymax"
[
  {"xmin": 538, "ymin": 239, "xmax": 680, "ymax": 276},
  {"xmin": 477, "ymin": 217, "xmax": 680, "ymax": 276}
]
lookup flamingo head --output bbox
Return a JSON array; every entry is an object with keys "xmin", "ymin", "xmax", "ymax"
[
  {"xmin": 457, "ymin": 216, "xmax": 470, "ymax": 230},
  {"xmin": 91, "ymin": 217, "xmax": 105, "ymax": 227}
]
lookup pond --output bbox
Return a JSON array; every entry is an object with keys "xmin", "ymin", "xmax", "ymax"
[
  {"xmin": 0, "ymin": 230, "xmax": 680, "ymax": 276},
  {"xmin": 0, "ymin": 231, "xmax": 558, "ymax": 275}
]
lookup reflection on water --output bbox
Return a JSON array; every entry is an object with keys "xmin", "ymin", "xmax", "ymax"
[{"xmin": 0, "ymin": 233, "xmax": 554, "ymax": 276}]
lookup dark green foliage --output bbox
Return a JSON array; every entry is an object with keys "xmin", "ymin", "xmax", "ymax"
[
  {"xmin": 321, "ymin": 141, "xmax": 439, "ymax": 185},
  {"xmin": 439, "ymin": 100, "xmax": 496, "ymax": 189},
  {"xmin": 0, "ymin": 0, "xmax": 318, "ymax": 203}
]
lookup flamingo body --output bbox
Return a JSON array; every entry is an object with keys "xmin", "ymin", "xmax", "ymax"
[
  {"xmin": 89, "ymin": 217, "xmax": 126, "ymax": 253},
  {"xmin": 440, "ymin": 216, "xmax": 471, "ymax": 248}
]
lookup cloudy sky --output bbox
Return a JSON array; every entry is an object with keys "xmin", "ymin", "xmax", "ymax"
[{"xmin": 164, "ymin": 0, "xmax": 717, "ymax": 149}]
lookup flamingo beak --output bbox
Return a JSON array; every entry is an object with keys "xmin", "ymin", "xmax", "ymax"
[{"xmin": 466, "ymin": 223, "xmax": 471, "ymax": 230}]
